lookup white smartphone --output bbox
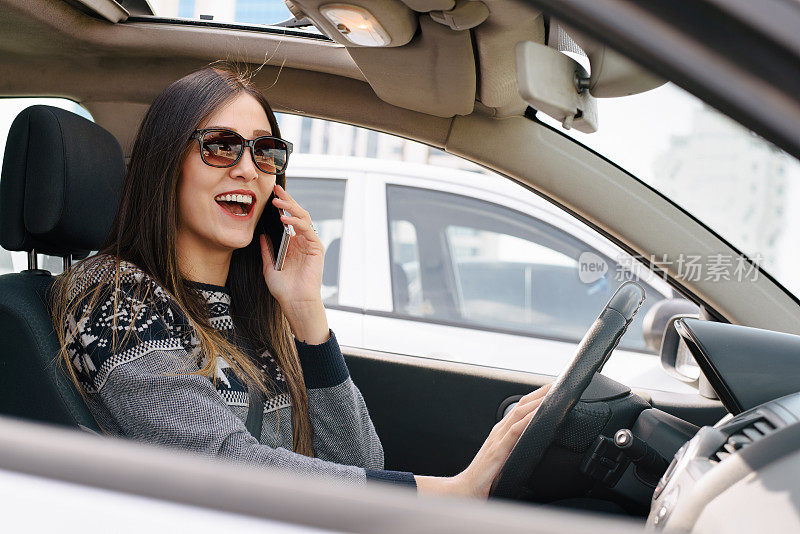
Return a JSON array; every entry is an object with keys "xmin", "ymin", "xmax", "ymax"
[{"xmin": 275, "ymin": 210, "xmax": 294, "ymax": 271}]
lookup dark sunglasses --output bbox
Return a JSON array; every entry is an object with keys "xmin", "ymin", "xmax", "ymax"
[{"xmin": 191, "ymin": 128, "xmax": 293, "ymax": 175}]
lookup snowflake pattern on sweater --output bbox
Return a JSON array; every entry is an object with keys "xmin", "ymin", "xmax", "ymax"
[{"xmin": 63, "ymin": 256, "xmax": 286, "ymax": 403}]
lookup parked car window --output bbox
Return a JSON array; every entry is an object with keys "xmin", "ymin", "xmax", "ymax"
[
  {"xmin": 284, "ymin": 177, "xmax": 346, "ymax": 304},
  {"xmin": 0, "ymin": 98, "xmax": 94, "ymax": 275},
  {"xmin": 390, "ymin": 219, "xmax": 425, "ymax": 315},
  {"xmin": 387, "ymin": 185, "xmax": 661, "ymax": 352}
]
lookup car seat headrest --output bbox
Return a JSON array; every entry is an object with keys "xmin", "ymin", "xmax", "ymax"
[{"xmin": 0, "ymin": 105, "xmax": 125, "ymax": 257}]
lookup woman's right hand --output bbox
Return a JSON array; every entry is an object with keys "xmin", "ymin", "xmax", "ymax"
[{"xmin": 414, "ymin": 383, "xmax": 551, "ymax": 498}]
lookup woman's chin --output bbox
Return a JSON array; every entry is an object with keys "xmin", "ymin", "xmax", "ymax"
[{"xmin": 215, "ymin": 232, "xmax": 255, "ymax": 251}]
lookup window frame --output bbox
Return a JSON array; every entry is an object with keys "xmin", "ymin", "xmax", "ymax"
[{"xmin": 123, "ymin": 15, "xmax": 330, "ymax": 41}]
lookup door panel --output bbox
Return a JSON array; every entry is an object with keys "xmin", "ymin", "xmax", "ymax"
[
  {"xmin": 344, "ymin": 347, "xmax": 724, "ymax": 476},
  {"xmin": 344, "ymin": 348, "xmax": 548, "ymax": 476}
]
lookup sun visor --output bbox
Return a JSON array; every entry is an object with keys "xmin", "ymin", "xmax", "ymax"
[
  {"xmin": 396, "ymin": 0, "xmax": 454, "ymax": 12},
  {"xmin": 347, "ymin": 14, "xmax": 476, "ymax": 117},
  {"xmin": 287, "ymin": 0, "xmax": 417, "ymax": 47},
  {"xmin": 473, "ymin": 3, "xmax": 545, "ymax": 117}
]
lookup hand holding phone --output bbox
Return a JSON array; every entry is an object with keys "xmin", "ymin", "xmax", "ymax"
[{"xmin": 258, "ymin": 184, "xmax": 326, "ymax": 311}]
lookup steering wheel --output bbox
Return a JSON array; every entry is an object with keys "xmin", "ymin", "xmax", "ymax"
[{"xmin": 490, "ymin": 281, "xmax": 646, "ymax": 499}]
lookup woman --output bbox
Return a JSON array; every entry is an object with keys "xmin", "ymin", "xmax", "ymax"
[{"xmin": 53, "ymin": 64, "xmax": 548, "ymax": 496}]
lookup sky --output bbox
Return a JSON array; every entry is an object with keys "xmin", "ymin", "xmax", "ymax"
[{"xmin": 537, "ymin": 83, "xmax": 701, "ymax": 186}]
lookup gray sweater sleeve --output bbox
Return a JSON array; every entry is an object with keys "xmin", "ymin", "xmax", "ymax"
[
  {"xmin": 296, "ymin": 331, "xmax": 383, "ymax": 468},
  {"xmin": 296, "ymin": 332, "xmax": 416, "ymax": 486}
]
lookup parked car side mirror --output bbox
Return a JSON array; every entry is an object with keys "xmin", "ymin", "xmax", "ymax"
[{"xmin": 642, "ymin": 298, "xmax": 700, "ymax": 352}]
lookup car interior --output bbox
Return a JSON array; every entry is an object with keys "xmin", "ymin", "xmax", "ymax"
[{"xmin": 1, "ymin": 0, "xmax": 800, "ymax": 532}]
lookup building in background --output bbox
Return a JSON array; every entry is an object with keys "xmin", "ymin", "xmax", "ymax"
[
  {"xmin": 276, "ymin": 114, "xmax": 484, "ymax": 171},
  {"xmin": 653, "ymin": 105, "xmax": 790, "ymax": 268}
]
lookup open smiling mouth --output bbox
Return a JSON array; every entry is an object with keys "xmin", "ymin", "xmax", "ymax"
[{"xmin": 214, "ymin": 193, "xmax": 255, "ymax": 217}]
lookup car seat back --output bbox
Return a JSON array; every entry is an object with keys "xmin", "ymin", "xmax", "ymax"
[{"xmin": 0, "ymin": 105, "xmax": 125, "ymax": 429}]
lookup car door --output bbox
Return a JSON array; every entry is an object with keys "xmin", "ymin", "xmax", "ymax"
[{"xmin": 359, "ymin": 169, "xmax": 692, "ymax": 393}]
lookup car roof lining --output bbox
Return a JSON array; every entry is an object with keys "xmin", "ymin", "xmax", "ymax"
[
  {"xmin": 0, "ymin": 2, "xmax": 366, "ymax": 84},
  {"xmin": 1, "ymin": 0, "xmax": 548, "ymax": 119}
]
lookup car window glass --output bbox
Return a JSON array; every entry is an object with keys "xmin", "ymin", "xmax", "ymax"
[
  {"xmin": 390, "ymin": 220, "xmax": 424, "ymax": 315},
  {"xmin": 0, "ymin": 250, "xmax": 12, "ymax": 275},
  {"xmin": 284, "ymin": 177, "xmax": 346, "ymax": 304},
  {"xmin": 0, "ymin": 98, "xmax": 94, "ymax": 276},
  {"xmin": 387, "ymin": 185, "xmax": 660, "ymax": 352},
  {"xmin": 536, "ymin": 82, "xmax": 800, "ymax": 300},
  {"xmin": 447, "ymin": 226, "xmax": 575, "ymax": 327}
]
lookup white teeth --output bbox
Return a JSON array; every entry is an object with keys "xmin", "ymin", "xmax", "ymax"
[{"xmin": 214, "ymin": 193, "xmax": 254, "ymax": 205}]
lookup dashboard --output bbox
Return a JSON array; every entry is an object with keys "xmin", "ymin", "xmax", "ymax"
[
  {"xmin": 647, "ymin": 391, "xmax": 800, "ymax": 531},
  {"xmin": 671, "ymin": 318, "xmax": 800, "ymax": 413}
]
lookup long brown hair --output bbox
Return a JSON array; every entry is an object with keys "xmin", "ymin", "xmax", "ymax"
[{"xmin": 51, "ymin": 64, "xmax": 315, "ymax": 456}]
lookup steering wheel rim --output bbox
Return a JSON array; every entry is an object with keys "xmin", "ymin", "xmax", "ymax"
[{"xmin": 489, "ymin": 281, "xmax": 646, "ymax": 499}]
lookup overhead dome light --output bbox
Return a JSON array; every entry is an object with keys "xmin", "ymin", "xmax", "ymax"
[{"xmin": 319, "ymin": 4, "xmax": 391, "ymax": 47}]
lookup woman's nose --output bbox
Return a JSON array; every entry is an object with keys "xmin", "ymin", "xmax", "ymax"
[{"xmin": 231, "ymin": 147, "xmax": 259, "ymax": 182}]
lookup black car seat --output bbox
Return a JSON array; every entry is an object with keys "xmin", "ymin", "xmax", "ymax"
[{"xmin": 0, "ymin": 105, "xmax": 125, "ymax": 430}]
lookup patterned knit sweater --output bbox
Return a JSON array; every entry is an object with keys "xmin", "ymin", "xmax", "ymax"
[{"xmin": 62, "ymin": 255, "xmax": 415, "ymax": 486}]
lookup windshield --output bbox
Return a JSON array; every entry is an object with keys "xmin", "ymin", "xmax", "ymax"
[{"xmin": 537, "ymin": 82, "xmax": 800, "ymax": 298}]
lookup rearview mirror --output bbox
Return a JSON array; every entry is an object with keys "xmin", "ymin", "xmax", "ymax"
[
  {"xmin": 515, "ymin": 41, "xmax": 598, "ymax": 133},
  {"xmin": 556, "ymin": 23, "xmax": 667, "ymax": 98}
]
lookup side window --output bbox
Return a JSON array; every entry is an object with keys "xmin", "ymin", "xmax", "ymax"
[
  {"xmin": 1, "ymin": 98, "xmax": 94, "ymax": 275},
  {"xmin": 389, "ymin": 220, "xmax": 425, "ymax": 315},
  {"xmin": 284, "ymin": 177, "xmax": 346, "ymax": 305},
  {"xmin": 387, "ymin": 185, "xmax": 661, "ymax": 352}
]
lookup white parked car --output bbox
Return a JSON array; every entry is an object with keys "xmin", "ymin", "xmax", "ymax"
[{"xmin": 286, "ymin": 154, "xmax": 696, "ymax": 393}]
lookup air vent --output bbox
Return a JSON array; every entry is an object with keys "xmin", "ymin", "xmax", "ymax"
[{"xmin": 713, "ymin": 419, "xmax": 776, "ymax": 463}]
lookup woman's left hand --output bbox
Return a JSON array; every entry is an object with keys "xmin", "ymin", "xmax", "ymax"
[
  {"xmin": 259, "ymin": 183, "xmax": 325, "ymax": 308},
  {"xmin": 415, "ymin": 384, "xmax": 552, "ymax": 498}
]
